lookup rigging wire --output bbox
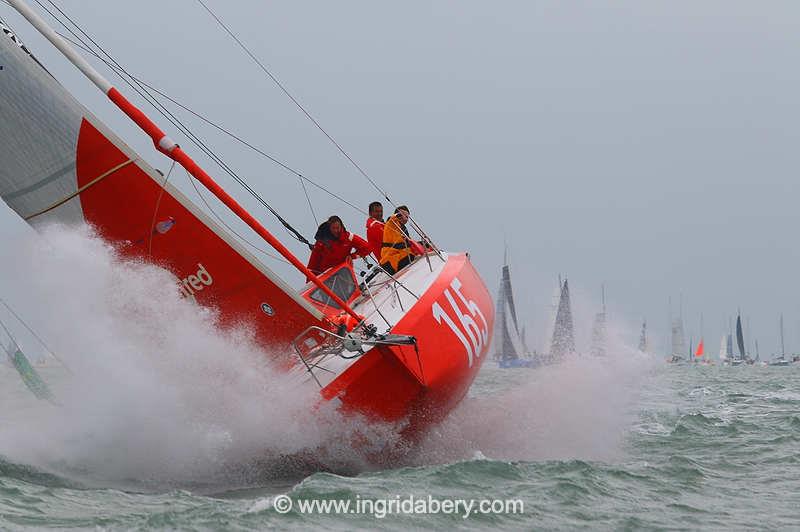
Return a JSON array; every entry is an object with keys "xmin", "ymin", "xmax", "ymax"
[
  {"xmin": 55, "ymin": 32, "xmax": 365, "ymax": 217},
  {"xmin": 194, "ymin": 0, "xmax": 391, "ymax": 202},
  {"xmin": 183, "ymin": 168, "xmax": 291, "ymax": 264},
  {"xmin": 299, "ymin": 175, "xmax": 318, "ymax": 227},
  {"xmin": 38, "ymin": 0, "xmax": 315, "ymax": 250},
  {"xmin": 194, "ymin": 0, "xmax": 443, "ymax": 258}
]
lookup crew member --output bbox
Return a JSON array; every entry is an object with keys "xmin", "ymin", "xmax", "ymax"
[
  {"xmin": 306, "ymin": 215, "xmax": 371, "ymax": 279},
  {"xmin": 365, "ymin": 201, "xmax": 385, "ymax": 260},
  {"xmin": 380, "ymin": 205, "xmax": 424, "ymax": 275}
]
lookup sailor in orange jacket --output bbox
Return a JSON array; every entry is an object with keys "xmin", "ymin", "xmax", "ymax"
[
  {"xmin": 380, "ymin": 205, "xmax": 424, "ymax": 275},
  {"xmin": 307, "ymin": 215, "xmax": 371, "ymax": 279},
  {"xmin": 365, "ymin": 201, "xmax": 385, "ymax": 260}
]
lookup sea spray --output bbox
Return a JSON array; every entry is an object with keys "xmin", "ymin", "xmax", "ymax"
[
  {"xmin": 0, "ymin": 225, "xmax": 401, "ymax": 487},
  {"xmin": 417, "ymin": 315, "xmax": 655, "ymax": 464}
]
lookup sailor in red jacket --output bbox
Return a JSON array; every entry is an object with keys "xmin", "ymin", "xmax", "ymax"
[
  {"xmin": 307, "ymin": 215, "xmax": 372, "ymax": 278},
  {"xmin": 365, "ymin": 201, "xmax": 385, "ymax": 260}
]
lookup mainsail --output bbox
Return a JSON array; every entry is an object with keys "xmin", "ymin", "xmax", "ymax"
[
  {"xmin": 492, "ymin": 263, "xmax": 526, "ymax": 361},
  {"xmin": 735, "ymin": 314, "xmax": 746, "ymax": 361},
  {"xmin": 550, "ymin": 278, "xmax": 575, "ymax": 360},
  {"xmin": 0, "ymin": 22, "xmax": 325, "ymax": 355}
]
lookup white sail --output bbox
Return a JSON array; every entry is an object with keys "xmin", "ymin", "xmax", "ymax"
[
  {"xmin": 671, "ymin": 318, "xmax": 686, "ymax": 358},
  {"xmin": 0, "ymin": 20, "xmax": 86, "ymax": 225},
  {"xmin": 492, "ymin": 264, "xmax": 526, "ymax": 361},
  {"xmin": 550, "ymin": 278, "xmax": 575, "ymax": 360}
]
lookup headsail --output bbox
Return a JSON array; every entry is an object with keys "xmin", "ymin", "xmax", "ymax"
[
  {"xmin": 550, "ymin": 278, "xmax": 575, "ymax": 360},
  {"xmin": 0, "ymin": 24, "xmax": 325, "ymax": 356}
]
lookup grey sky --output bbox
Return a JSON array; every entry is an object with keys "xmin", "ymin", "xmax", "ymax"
[{"xmin": 1, "ymin": 1, "xmax": 799, "ymax": 356}]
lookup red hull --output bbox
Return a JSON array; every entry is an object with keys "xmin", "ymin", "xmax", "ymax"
[
  {"xmin": 1, "ymin": 20, "xmax": 495, "ymax": 440},
  {"xmin": 321, "ymin": 254, "xmax": 494, "ymax": 433},
  {"xmin": 75, "ymin": 119, "xmax": 324, "ymax": 354},
  {"xmin": 76, "ymin": 119, "xmax": 495, "ymax": 435},
  {"xmin": 74, "ymin": 120, "xmax": 495, "ymax": 433}
]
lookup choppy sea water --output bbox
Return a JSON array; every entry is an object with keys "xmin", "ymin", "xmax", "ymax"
[
  {"xmin": 0, "ymin": 227, "xmax": 797, "ymax": 530},
  {"xmin": 1, "ymin": 358, "xmax": 799, "ymax": 530}
]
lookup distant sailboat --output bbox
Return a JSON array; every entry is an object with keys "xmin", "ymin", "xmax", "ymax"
[
  {"xmin": 550, "ymin": 277, "xmax": 575, "ymax": 361},
  {"xmin": 590, "ymin": 285, "xmax": 607, "ymax": 357},
  {"xmin": 694, "ymin": 338, "xmax": 711, "ymax": 365},
  {"xmin": 726, "ymin": 332, "xmax": 735, "ymax": 362},
  {"xmin": 769, "ymin": 314, "xmax": 790, "ymax": 366},
  {"xmin": 719, "ymin": 335, "xmax": 729, "ymax": 363},
  {"xmin": 668, "ymin": 317, "xmax": 686, "ymax": 363},
  {"xmin": 0, "ymin": 312, "xmax": 55, "ymax": 403},
  {"xmin": 638, "ymin": 319, "xmax": 648, "ymax": 353},
  {"xmin": 731, "ymin": 313, "xmax": 747, "ymax": 366},
  {"xmin": 493, "ymin": 256, "xmax": 533, "ymax": 368}
]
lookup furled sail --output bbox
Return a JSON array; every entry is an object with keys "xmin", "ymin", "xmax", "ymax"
[
  {"xmin": 492, "ymin": 264, "xmax": 526, "ymax": 361},
  {"xmin": 550, "ymin": 278, "xmax": 575, "ymax": 360},
  {"xmin": 0, "ymin": 26, "xmax": 323, "ymax": 356}
]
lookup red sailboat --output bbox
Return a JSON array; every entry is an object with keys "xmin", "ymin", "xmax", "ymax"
[{"xmin": 0, "ymin": 1, "xmax": 493, "ymax": 436}]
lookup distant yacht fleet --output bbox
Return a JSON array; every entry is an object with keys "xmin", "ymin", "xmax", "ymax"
[
  {"xmin": 491, "ymin": 254, "xmax": 625, "ymax": 368},
  {"xmin": 666, "ymin": 307, "xmax": 798, "ymax": 366},
  {"xmin": 491, "ymin": 255, "xmax": 798, "ymax": 368}
]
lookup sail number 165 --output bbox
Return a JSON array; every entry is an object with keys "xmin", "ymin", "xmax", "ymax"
[{"xmin": 432, "ymin": 277, "xmax": 489, "ymax": 367}]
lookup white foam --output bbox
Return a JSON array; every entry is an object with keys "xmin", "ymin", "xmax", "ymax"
[{"xmin": 0, "ymin": 225, "xmax": 399, "ymax": 485}]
